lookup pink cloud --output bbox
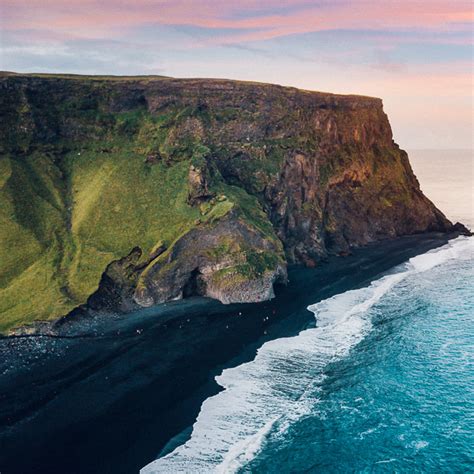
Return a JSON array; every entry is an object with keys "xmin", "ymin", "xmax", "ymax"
[{"xmin": 2, "ymin": 0, "xmax": 472, "ymax": 44}]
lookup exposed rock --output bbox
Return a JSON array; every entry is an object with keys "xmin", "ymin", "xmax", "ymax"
[
  {"xmin": 148, "ymin": 241, "xmax": 167, "ymax": 260},
  {"xmin": 145, "ymin": 153, "xmax": 161, "ymax": 164},
  {"xmin": 450, "ymin": 222, "xmax": 472, "ymax": 236},
  {"xmin": 187, "ymin": 163, "xmax": 214, "ymax": 205},
  {"xmin": 0, "ymin": 73, "xmax": 459, "ymax": 331},
  {"xmin": 133, "ymin": 213, "xmax": 287, "ymax": 306},
  {"xmin": 86, "ymin": 247, "xmax": 144, "ymax": 312}
]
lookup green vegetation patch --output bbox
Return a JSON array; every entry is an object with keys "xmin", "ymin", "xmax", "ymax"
[
  {"xmin": 0, "ymin": 82, "xmax": 286, "ymax": 333},
  {"xmin": 208, "ymin": 249, "xmax": 281, "ymax": 288},
  {"xmin": 0, "ymin": 143, "xmax": 209, "ymax": 332}
]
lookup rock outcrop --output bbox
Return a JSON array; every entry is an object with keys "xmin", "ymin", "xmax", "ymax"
[{"xmin": 0, "ymin": 73, "xmax": 458, "ymax": 332}]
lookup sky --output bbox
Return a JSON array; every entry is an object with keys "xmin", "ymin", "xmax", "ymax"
[{"xmin": 1, "ymin": 0, "xmax": 472, "ymax": 149}]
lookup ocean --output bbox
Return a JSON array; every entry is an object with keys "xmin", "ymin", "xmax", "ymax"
[{"xmin": 143, "ymin": 150, "xmax": 473, "ymax": 473}]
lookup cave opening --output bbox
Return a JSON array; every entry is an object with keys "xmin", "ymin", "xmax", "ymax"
[{"xmin": 183, "ymin": 268, "xmax": 204, "ymax": 297}]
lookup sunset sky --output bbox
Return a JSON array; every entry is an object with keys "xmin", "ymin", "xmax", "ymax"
[{"xmin": 1, "ymin": 0, "xmax": 472, "ymax": 149}]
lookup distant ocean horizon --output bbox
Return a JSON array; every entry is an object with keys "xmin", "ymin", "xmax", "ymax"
[{"xmin": 408, "ymin": 149, "xmax": 473, "ymax": 229}]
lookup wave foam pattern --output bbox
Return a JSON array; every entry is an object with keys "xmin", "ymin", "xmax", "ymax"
[{"xmin": 141, "ymin": 237, "xmax": 473, "ymax": 474}]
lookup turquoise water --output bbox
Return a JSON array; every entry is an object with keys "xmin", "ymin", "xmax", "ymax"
[
  {"xmin": 143, "ymin": 151, "xmax": 473, "ymax": 473},
  {"xmin": 242, "ymin": 239, "xmax": 474, "ymax": 472}
]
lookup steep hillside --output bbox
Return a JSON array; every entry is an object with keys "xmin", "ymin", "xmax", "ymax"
[{"xmin": 0, "ymin": 73, "xmax": 452, "ymax": 332}]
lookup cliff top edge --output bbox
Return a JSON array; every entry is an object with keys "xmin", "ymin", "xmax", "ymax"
[{"xmin": 0, "ymin": 71, "xmax": 382, "ymax": 104}]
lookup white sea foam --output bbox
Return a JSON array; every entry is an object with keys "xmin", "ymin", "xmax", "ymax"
[
  {"xmin": 408, "ymin": 236, "xmax": 473, "ymax": 272},
  {"xmin": 141, "ymin": 236, "xmax": 472, "ymax": 474}
]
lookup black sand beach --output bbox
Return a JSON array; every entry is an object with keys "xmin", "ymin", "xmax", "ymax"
[{"xmin": 0, "ymin": 232, "xmax": 460, "ymax": 474}]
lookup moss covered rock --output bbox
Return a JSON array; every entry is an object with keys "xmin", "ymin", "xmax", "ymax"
[{"xmin": 0, "ymin": 73, "xmax": 452, "ymax": 333}]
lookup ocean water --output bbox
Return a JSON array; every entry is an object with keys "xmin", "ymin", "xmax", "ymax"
[
  {"xmin": 143, "ymin": 151, "xmax": 473, "ymax": 473},
  {"xmin": 409, "ymin": 149, "xmax": 473, "ymax": 227}
]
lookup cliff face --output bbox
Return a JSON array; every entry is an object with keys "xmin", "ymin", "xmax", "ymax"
[{"xmin": 0, "ymin": 73, "xmax": 451, "ymax": 332}]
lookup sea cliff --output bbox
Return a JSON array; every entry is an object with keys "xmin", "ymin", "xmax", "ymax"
[{"xmin": 0, "ymin": 73, "xmax": 456, "ymax": 332}]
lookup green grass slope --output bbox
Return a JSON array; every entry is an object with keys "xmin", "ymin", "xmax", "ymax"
[
  {"xmin": 0, "ymin": 118, "xmax": 279, "ymax": 333},
  {"xmin": 0, "ymin": 143, "xmax": 262, "ymax": 332}
]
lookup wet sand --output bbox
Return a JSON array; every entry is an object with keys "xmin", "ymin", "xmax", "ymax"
[{"xmin": 0, "ymin": 232, "xmax": 459, "ymax": 474}]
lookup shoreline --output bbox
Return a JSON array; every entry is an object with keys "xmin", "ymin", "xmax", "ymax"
[
  {"xmin": 6, "ymin": 228, "xmax": 468, "ymax": 340},
  {"xmin": 0, "ymin": 231, "xmax": 463, "ymax": 474}
]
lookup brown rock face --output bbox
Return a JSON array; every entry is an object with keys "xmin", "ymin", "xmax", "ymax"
[
  {"xmin": 138, "ymin": 78, "xmax": 451, "ymax": 262},
  {"xmin": 133, "ymin": 214, "xmax": 287, "ymax": 306},
  {"xmin": 0, "ymin": 73, "xmax": 454, "ymax": 326},
  {"xmin": 187, "ymin": 163, "xmax": 213, "ymax": 205}
]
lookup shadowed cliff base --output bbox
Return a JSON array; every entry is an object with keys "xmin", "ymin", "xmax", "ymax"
[{"xmin": 0, "ymin": 231, "xmax": 463, "ymax": 474}]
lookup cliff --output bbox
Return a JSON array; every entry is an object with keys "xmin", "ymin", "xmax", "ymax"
[{"xmin": 0, "ymin": 73, "xmax": 453, "ymax": 332}]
